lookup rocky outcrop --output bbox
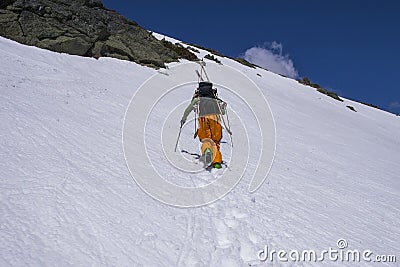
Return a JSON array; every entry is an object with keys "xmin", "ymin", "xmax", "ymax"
[{"xmin": 0, "ymin": 0, "xmax": 197, "ymax": 68}]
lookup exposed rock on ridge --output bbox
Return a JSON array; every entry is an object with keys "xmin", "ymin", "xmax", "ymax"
[{"xmin": 0, "ymin": 0, "xmax": 197, "ymax": 68}]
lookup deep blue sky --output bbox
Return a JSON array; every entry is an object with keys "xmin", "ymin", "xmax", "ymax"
[{"xmin": 102, "ymin": 0, "xmax": 400, "ymax": 113}]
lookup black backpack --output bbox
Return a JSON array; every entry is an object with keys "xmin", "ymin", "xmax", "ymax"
[
  {"xmin": 197, "ymin": 81, "xmax": 216, "ymax": 98},
  {"xmin": 196, "ymin": 82, "xmax": 221, "ymax": 116}
]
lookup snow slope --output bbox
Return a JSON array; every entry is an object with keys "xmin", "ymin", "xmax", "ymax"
[{"xmin": 1, "ymin": 36, "xmax": 399, "ymax": 266}]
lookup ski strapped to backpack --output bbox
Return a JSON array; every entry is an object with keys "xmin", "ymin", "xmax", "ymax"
[{"xmin": 196, "ymin": 60, "xmax": 210, "ymax": 83}]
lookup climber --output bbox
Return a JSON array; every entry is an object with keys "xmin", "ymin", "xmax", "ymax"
[{"xmin": 180, "ymin": 81, "xmax": 227, "ymax": 169}]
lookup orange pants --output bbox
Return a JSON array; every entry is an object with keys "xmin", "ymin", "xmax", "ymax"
[{"xmin": 197, "ymin": 115, "xmax": 222, "ymax": 164}]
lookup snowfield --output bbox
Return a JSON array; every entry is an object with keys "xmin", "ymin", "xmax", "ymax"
[{"xmin": 1, "ymin": 36, "xmax": 399, "ymax": 266}]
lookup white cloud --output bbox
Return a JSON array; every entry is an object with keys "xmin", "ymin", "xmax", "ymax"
[{"xmin": 243, "ymin": 42, "xmax": 299, "ymax": 78}]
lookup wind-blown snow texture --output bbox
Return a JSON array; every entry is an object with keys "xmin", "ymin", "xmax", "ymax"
[{"xmin": 1, "ymin": 36, "xmax": 399, "ymax": 266}]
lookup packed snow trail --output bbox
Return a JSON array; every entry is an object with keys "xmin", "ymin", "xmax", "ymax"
[{"xmin": 1, "ymin": 37, "xmax": 399, "ymax": 266}]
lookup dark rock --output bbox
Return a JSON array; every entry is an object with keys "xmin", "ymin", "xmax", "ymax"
[
  {"xmin": 0, "ymin": 0, "xmax": 16, "ymax": 9},
  {"xmin": 346, "ymin": 105, "xmax": 357, "ymax": 112},
  {"xmin": 85, "ymin": 0, "xmax": 104, "ymax": 8},
  {"xmin": 93, "ymin": 36, "xmax": 134, "ymax": 60},
  {"xmin": 0, "ymin": 9, "xmax": 18, "ymax": 22},
  {"xmin": 0, "ymin": 20, "xmax": 22, "ymax": 36},
  {"xmin": 19, "ymin": 11, "xmax": 66, "ymax": 39},
  {"xmin": 0, "ymin": 9, "xmax": 22, "ymax": 37},
  {"xmin": 38, "ymin": 35, "xmax": 92, "ymax": 55},
  {"xmin": 0, "ymin": 0, "xmax": 198, "ymax": 68}
]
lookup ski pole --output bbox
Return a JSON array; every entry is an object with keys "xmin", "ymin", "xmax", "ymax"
[
  {"xmin": 194, "ymin": 108, "xmax": 198, "ymax": 139},
  {"xmin": 174, "ymin": 125, "xmax": 183, "ymax": 152},
  {"xmin": 215, "ymin": 94, "xmax": 232, "ymax": 136},
  {"xmin": 214, "ymin": 94, "xmax": 233, "ymax": 147}
]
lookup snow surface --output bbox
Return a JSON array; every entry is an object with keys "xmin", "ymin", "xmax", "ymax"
[{"xmin": 1, "ymin": 36, "xmax": 399, "ymax": 266}]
